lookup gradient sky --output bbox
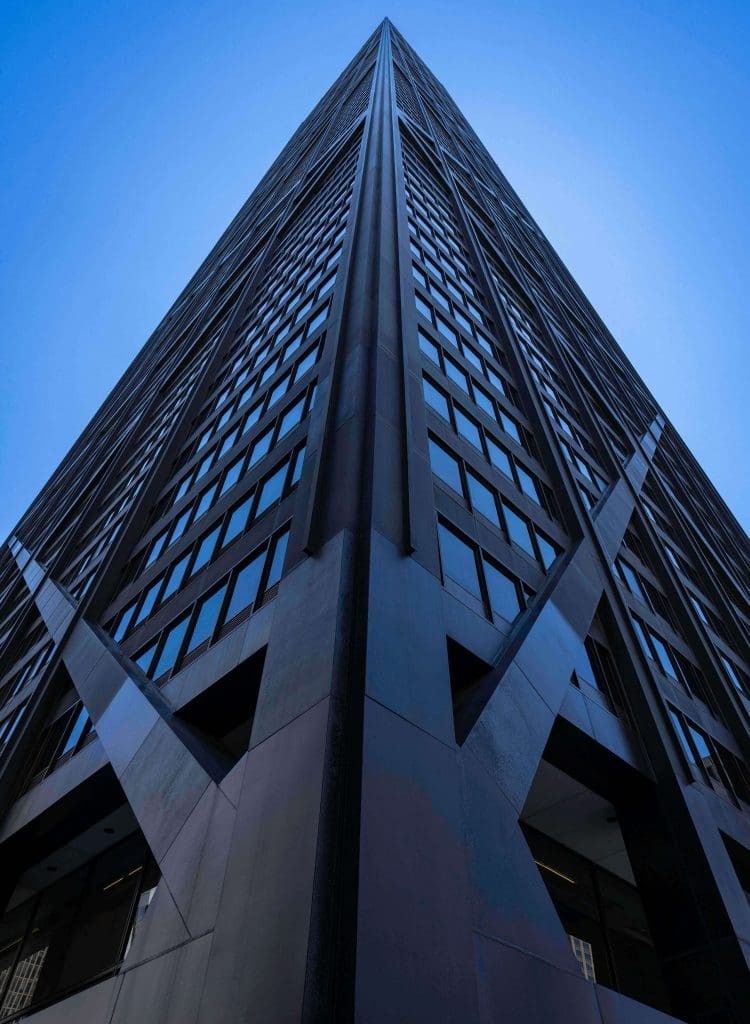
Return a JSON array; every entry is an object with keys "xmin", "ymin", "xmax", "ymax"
[{"xmin": 1, "ymin": 1, "xmax": 748, "ymax": 540}]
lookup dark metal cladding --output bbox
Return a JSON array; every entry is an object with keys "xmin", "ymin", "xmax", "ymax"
[{"xmin": 0, "ymin": 18, "xmax": 748, "ymax": 1024}]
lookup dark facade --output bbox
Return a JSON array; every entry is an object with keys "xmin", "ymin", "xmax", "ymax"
[{"xmin": 0, "ymin": 19, "xmax": 749, "ymax": 1024}]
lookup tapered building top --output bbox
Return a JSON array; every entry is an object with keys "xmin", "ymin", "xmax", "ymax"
[{"xmin": 0, "ymin": 21, "xmax": 748, "ymax": 1024}]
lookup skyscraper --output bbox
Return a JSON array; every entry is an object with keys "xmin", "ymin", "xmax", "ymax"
[{"xmin": 0, "ymin": 17, "xmax": 749, "ymax": 1023}]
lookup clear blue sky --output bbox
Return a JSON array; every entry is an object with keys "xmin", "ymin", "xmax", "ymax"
[{"xmin": 1, "ymin": 1, "xmax": 748, "ymax": 540}]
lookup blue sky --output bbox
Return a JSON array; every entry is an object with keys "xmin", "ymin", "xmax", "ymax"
[{"xmin": 1, "ymin": 1, "xmax": 748, "ymax": 539}]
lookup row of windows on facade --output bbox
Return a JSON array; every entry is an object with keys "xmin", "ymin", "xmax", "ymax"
[
  {"xmin": 418, "ymin": 324, "xmax": 552, "ymax": 513},
  {"xmin": 429, "ymin": 437, "xmax": 559, "ymax": 573},
  {"xmin": 0, "ymin": 640, "xmax": 54, "ymax": 713},
  {"xmin": 631, "ymin": 613, "xmax": 721, "ymax": 719},
  {"xmin": 18, "ymin": 691, "xmax": 94, "ymax": 795},
  {"xmin": 76, "ymin": 348, "xmax": 208, "ymax": 547},
  {"xmin": 160, "ymin": 321, "xmax": 323, "ymax": 522},
  {"xmin": 116, "ymin": 333, "xmax": 320, "ymax": 601},
  {"xmin": 417, "ymin": 317, "xmax": 531, "ymax": 459},
  {"xmin": 0, "ymin": 591, "xmax": 32, "ymax": 662},
  {"xmin": 406, "ymin": 214, "xmax": 486, "ymax": 332},
  {"xmin": 130, "ymin": 523, "xmax": 290, "ymax": 684},
  {"xmin": 653, "ymin": 449, "xmax": 750, "ymax": 643},
  {"xmin": 669, "ymin": 704, "xmax": 750, "ymax": 809},
  {"xmin": 496, "ymin": 287, "xmax": 610, "ymax": 502},
  {"xmin": 485, "ymin": 254, "xmax": 613, "ymax": 486},
  {"xmin": 199, "ymin": 260, "xmax": 337, "ymax": 448},
  {"xmin": 656, "ymin": 436, "xmax": 750, "ymax": 586},
  {"xmin": 621, "ymin": 532, "xmax": 742, "ymax": 665},
  {"xmin": 571, "ymin": 629, "xmax": 630, "ymax": 724},
  {"xmin": 437, "ymin": 519, "xmax": 534, "ymax": 628},
  {"xmin": 614, "ymin": 543, "xmax": 750, "ymax": 709},
  {"xmin": 61, "ymin": 355, "xmax": 211, "ymax": 594},
  {"xmin": 226, "ymin": 143, "xmax": 357, "ymax": 362},
  {"xmin": 634, "ymin": 488, "xmax": 750, "ymax": 703},
  {"xmin": 110, "ymin": 439, "xmax": 306, "ymax": 647},
  {"xmin": 0, "ymin": 831, "xmax": 157, "ymax": 1019},
  {"xmin": 422, "ymin": 374, "xmax": 561, "ymax": 544},
  {"xmin": 412, "ymin": 267, "xmax": 511, "ymax": 396},
  {"xmin": 238, "ymin": 178, "xmax": 352, "ymax": 343},
  {"xmin": 402, "ymin": 141, "xmax": 470, "ymax": 268}
]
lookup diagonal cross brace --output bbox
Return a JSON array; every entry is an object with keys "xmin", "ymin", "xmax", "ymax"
[
  {"xmin": 12, "ymin": 545, "xmax": 235, "ymax": 934},
  {"xmin": 460, "ymin": 420, "xmax": 662, "ymax": 813}
]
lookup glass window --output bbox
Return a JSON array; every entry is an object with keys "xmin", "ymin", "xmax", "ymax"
[
  {"xmin": 537, "ymin": 534, "xmax": 558, "ymax": 571},
  {"xmin": 0, "ymin": 704, "xmax": 26, "ymax": 748},
  {"xmin": 294, "ymin": 344, "xmax": 319, "ymax": 381},
  {"xmin": 487, "ymin": 438, "xmax": 513, "ymax": 478},
  {"xmin": 162, "ymin": 553, "xmax": 190, "ymax": 601},
  {"xmin": 134, "ymin": 578, "xmax": 162, "ymax": 626},
  {"xmin": 444, "ymin": 357, "xmax": 469, "ymax": 393},
  {"xmin": 473, "ymin": 384, "xmax": 494, "ymax": 418},
  {"xmin": 294, "ymin": 297, "xmax": 313, "ymax": 324},
  {"xmin": 225, "ymin": 553, "xmax": 265, "ymax": 622},
  {"xmin": 690, "ymin": 596, "xmax": 709, "ymax": 625},
  {"xmin": 223, "ymin": 496, "xmax": 253, "ymax": 547},
  {"xmin": 428, "ymin": 439, "xmax": 463, "ymax": 494},
  {"xmin": 218, "ymin": 428, "xmax": 239, "ymax": 460},
  {"xmin": 454, "ymin": 308, "xmax": 472, "ymax": 333},
  {"xmin": 191, "ymin": 527, "xmax": 220, "ymax": 576},
  {"xmin": 175, "ymin": 475, "xmax": 192, "ymax": 502},
  {"xmin": 415, "ymin": 294, "xmax": 432, "ymax": 321},
  {"xmin": 418, "ymin": 329, "xmax": 441, "ymax": 365},
  {"xmin": 307, "ymin": 304, "xmax": 329, "ymax": 335},
  {"xmin": 268, "ymin": 373, "xmax": 291, "ymax": 409},
  {"xmin": 436, "ymin": 317, "xmax": 457, "ymax": 347},
  {"xmin": 431, "ymin": 286, "xmax": 450, "ymax": 311},
  {"xmin": 467, "ymin": 472, "xmax": 499, "ymax": 526},
  {"xmin": 217, "ymin": 456, "xmax": 242, "ymax": 498},
  {"xmin": 412, "ymin": 264, "xmax": 427, "ymax": 288},
  {"xmin": 114, "ymin": 602, "xmax": 136, "ymax": 642},
  {"xmin": 290, "ymin": 446, "xmax": 305, "ymax": 485},
  {"xmin": 503, "ymin": 503, "xmax": 535, "ymax": 557},
  {"xmin": 249, "ymin": 428, "xmax": 273, "ymax": 468},
  {"xmin": 650, "ymin": 634, "xmax": 679, "ymax": 681},
  {"xmin": 195, "ymin": 451, "xmax": 214, "ymax": 480},
  {"xmin": 278, "ymin": 397, "xmax": 305, "ymax": 439},
  {"xmin": 631, "ymin": 616, "xmax": 652, "ymax": 658},
  {"xmin": 259, "ymin": 357, "xmax": 279, "ymax": 385},
  {"xmin": 438, "ymin": 523, "xmax": 482, "ymax": 599},
  {"xmin": 146, "ymin": 530, "xmax": 168, "ymax": 567},
  {"xmin": 256, "ymin": 463, "xmax": 287, "ymax": 515},
  {"xmin": 455, "ymin": 409, "xmax": 482, "ymax": 450},
  {"xmin": 264, "ymin": 528, "xmax": 290, "ymax": 593},
  {"xmin": 423, "ymin": 378, "xmax": 450, "ymax": 419},
  {"xmin": 284, "ymin": 329, "xmax": 304, "ymax": 359},
  {"xmin": 60, "ymin": 706, "xmax": 90, "ymax": 757},
  {"xmin": 721, "ymin": 655, "xmax": 745, "ymax": 694},
  {"xmin": 500, "ymin": 412, "xmax": 521, "ymax": 445},
  {"xmin": 619, "ymin": 561, "xmax": 646, "ymax": 602},
  {"xmin": 169, "ymin": 507, "xmax": 192, "ymax": 544},
  {"xmin": 195, "ymin": 483, "xmax": 218, "ymax": 520},
  {"xmin": 134, "ymin": 643, "xmax": 157, "ymax": 675},
  {"xmin": 152, "ymin": 616, "xmax": 190, "ymax": 678},
  {"xmin": 517, "ymin": 467, "xmax": 540, "ymax": 504},
  {"xmin": 483, "ymin": 559, "xmax": 521, "ymax": 622},
  {"xmin": 463, "ymin": 345, "xmax": 482, "ymax": 371},
  {"xmin": 185, "ymin": 585, "xmax": 227, "ymax": 655}
]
